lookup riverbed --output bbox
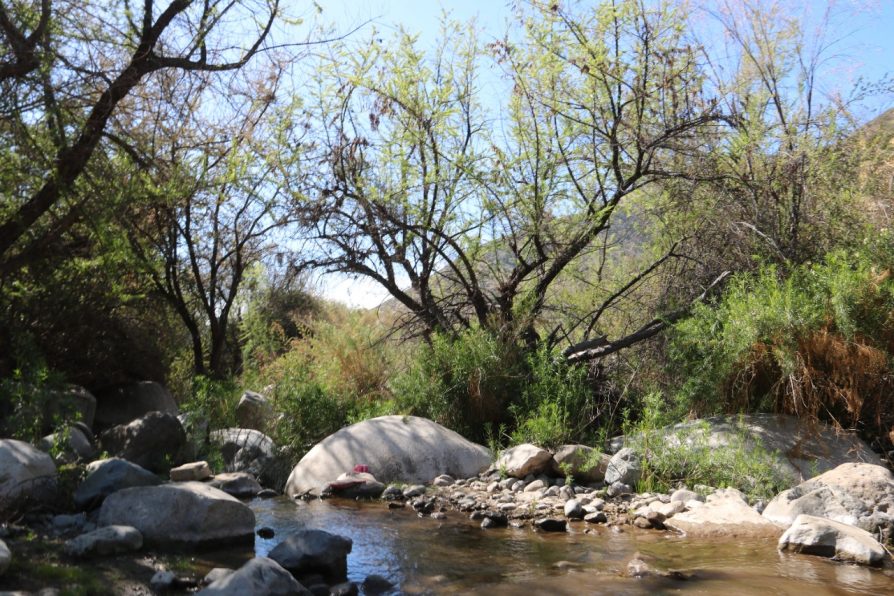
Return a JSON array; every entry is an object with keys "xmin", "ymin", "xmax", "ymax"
[{"xmin": 200, "ymin": 497, "xmax": 894, "ymax": 595}]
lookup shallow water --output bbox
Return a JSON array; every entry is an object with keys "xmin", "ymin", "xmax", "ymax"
[{"xmin": 236, "ymin": 497, "xmax": 894, "ymax": 595}]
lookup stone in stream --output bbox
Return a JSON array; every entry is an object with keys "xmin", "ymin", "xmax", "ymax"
[
  {"xmin": 268, "ymin": 529, "xmax": 353, "ymax": 583},
  {"xmin": 362, "ymin": 574, "xmax": 394, "ymax": 595},
  {"xmin": 584, "ymin": 511, "xmax": 607, "ymax": 524},
  {"xmin": 778, "ymin": 514, "xmax": 889, "ymax": 566},
  {"xmin": 762, "ymin": 463, "xmax": 894, "ymax": 539},
  {"xmin": 0, "ymin": 439, "xmax": 57, "ymax": 509},
  {"xmin": 481, "ymin": 512, "xmax": 508, "ymax": 529},
  {"xmin": 98, "ymin": 482, "xmax": 255, "ymax": 547},
  {"xmin": 534, "ymin": 518, "xmax": 567, "ymax": 532},
  {"xmin": 286, "ymin": 416, "xmax": 492, "ymax": 497},
  {"xmin": 496, "ymin": 444, "xmax": 554, "ymax": 479},
  {"xmin": 209, "ymin": 472, "xmax": 263, "ymax": 499},
  {"xmin": 665, "ymin": 488, "xmax": 780, "ymax": 538},
  {"xmin": 170, "ymin": 460, "xmax": 212, "ymax": 482},
  {"xmin": 73, "ymin": 458, "xmax": 160, "ymax": 510},
  {"xmin": 198, "ymin": 557, "xmax": 311, "ymax": 595},
  {"xmin": 63, "ymin": 525, "xmax": 143, "ymax": 557},
  {"xmin": 563, "ymin": 499, "xmax": 584, "ymax": 520},
  {"xmin": 99, "ymin": 411, "xmax": 186, "ymax": 473}
]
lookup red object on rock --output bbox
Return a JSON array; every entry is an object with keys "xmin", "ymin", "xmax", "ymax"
[{"xmin": 353, "ymin": 464, "xmax": 370, "ymax": 473}]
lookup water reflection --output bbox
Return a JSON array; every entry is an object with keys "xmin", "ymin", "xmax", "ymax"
[{"xmin": 249, "ymin": 497, "xmax": 894, "ymax": 595}]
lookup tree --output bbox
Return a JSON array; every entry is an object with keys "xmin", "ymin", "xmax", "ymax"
[
  {"xmin": 0, "ymin": 0, "xmax": 280, "ymax": 270},
  {"xmin": 298, "ymin": 1, "xmax": 726, "ymax": 361}
]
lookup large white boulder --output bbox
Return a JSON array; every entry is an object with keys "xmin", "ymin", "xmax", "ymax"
[
  {"xmin": 0, "ymin": 439, "xmax": 57, "ymax": 510},
  {"xmin": 665, "ymin": 488, "xmax": 781, "ymax": 538},
  {"xmin": 496, "ymin": 444, "xmax": 554, "ymax": 479},
  {"xmin": 779, "ymin": 514, "xmax": 889, "ymax": 566},
  {"xmin": 763, "ymin": 463, "xmax": 894, "ymax": 539},
  {"xmin": 285, "ymin": 416, "xmax": 492, "ymax": 497},
  {"xmin": 98, "ymin": 482, "xmax": 255, "ymax": 547}
]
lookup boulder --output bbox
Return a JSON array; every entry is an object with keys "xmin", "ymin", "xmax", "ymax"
[
  {"xmin": 38, "ymin": 425, "xmax": 95, "ymax": 464},
  {"xmin": 198, "ymin": 557, "xmax": 311, "ymax": 596},
  {"xmin": 763, "ymin": 463, "xmax": 894, "ymax": 540},
  {"xmin": 170, "ymin": 461, "xmax": 213, "ymax": 482},
  {"xmin": 779, "ymin": 514, "xmax": 889, "ymax": 566},
  {"xmin": 42, "ymin": 385, "xmax": 97, "ymax": 432},
  {"xmin": 63, "ymin": 525, "xmax": 143, "ymax": 557},
  {"xmin": 0, "ymin": 439, "xmax": 57, "ymax": 510},
  {"xmin": 496, "ymin": 444, "xmax": 553, "ymax": 479},
  {"xmin": 235, "ymin": 391, "xmax": 274, "ymax": 432},
  {"xmin": 209, "ymin": 472, "xmax": 262, "ymax": 499},
  {"xmin": 99, "ymin": 411, "xmax": 186, "ymax": 473},
  {"xmin": 74, "ymin": 458, "xmax": 161, "ymax": 510},
  {"xmin": 0, "ymin": 538, "xmax": 9, "ymax": 576},
  {"xmin": 209, "ymin": 428, "xmax": 280, "ymax": 484},
  {"xmin": 97, "ymin": 482, "xmax": 255, "ymax": 547},
  {"xmin": 612, "ymin": 414, "xmax": 881, "ymax": 484},
  {"xmin": 551, "ymin": 445, "xmax": 610, "ymax": 483},
  {"xmin": 94, "ymin": 381, "xmax": 178, "ymax": 430},
  {"xmin": 268, "ymin": 529, "xmax": 353, "ymax": 583},
  {"xmin": 604, "ymin": 448, "xmax": 641, "ymax": 486},
  {"xmin": 285, "ymin": 416, "xmax": 492, "ymax": 497},
  {"xmin": 665, "ymin": 488, "xmax": 781, "ymax": 538}
]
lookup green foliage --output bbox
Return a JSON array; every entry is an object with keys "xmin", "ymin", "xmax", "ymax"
[
  {"xmin": 178, "ymin": 376, "xmax": 241, "ymax": 431},
  {"xmin": 624, "ymin": 393, "xmax": 789, "ymax": 500},
  {"xmin": 670, "ymin": 241, "xmax": 894, "ymax": 440},
  {"xmin": 0, "ymin": 366, "xmax": 73, "ymax": 442}
]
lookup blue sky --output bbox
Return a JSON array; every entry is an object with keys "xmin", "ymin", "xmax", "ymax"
[{"xmin": 307, "ymin": 0, "xmax": 894, "ymax": 308}]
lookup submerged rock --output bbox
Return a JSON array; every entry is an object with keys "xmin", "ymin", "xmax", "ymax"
[
  {"xmin": 285, "ymin": 416, "xmax": 492, "ymax": 497},
  {"xmin": 779, "ymin": 514, "xmax": 889, "ymax": 566},
  {"xmin": 98, "ymin": 482, "xmax": 255, "ymax": 547},
  {"xmin": 268, "ymin": 529, "xmax": 353, "ymax": 583}
]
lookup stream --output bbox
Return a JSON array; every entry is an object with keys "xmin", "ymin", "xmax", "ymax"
[{"xmin": 185, "ymin": 497, "xmax": 894, "ymax": 595}]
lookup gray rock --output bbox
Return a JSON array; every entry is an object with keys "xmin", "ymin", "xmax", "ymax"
[
  {"xmin": 584, "ymin": 511, "xmax": 607, "ymax": 524},
  {"xmin": 670, "ymin": 489, "xmax": 701, "ymax": 504},
  {"xmin": 199, "ymin": 557, "xmax": 310, "ymax": 595},
  {"xmin": 268, "ymin": 529, "xmax": 353, "ymax": 583},
  {"xmin": 74, "ymin": 458, "xmax": 160, "ymax": 510},
  {"xmin": 0, "ymin": 439, "xmax": 57, "ymax": 509},
  {"xmin": 524, "ymin": 479, "xmax": 546, "ymax": 493},
  {"xmin": 496, "ymin": 444, "xmax": 554, "ymax": 479},
  {"xmin": 432, "ymin": 474, "xmax": 455, "ymax": 487},
  {"xmin": 665, "ymin": 488, "xmax": 781, "ymax": 538},
  {"xmin": 285, "ymin": 416, "xmax": 492, "ymax": 497},
  {"xmin": 94, "ymin": 381, "xmax": 178, "ymax": 430},
  {"xmin": 0, "ymin": 538, "xmax": 9, "ymax": 576},
  {"xmin": 203, "ymin": 568, "xmax": 234, "ymax": 585},
  {"xmin": 209, "ymin": 472, "xmax": 262, "ymax": 499},
  {"xmin": 763, "ymin": 463, "xmax": 894, "ymax": 537},
  {"xmin": 551, "ymin": 445, "xmax": 610, "ymax": 483},
  {"xmin": 170, "ymin": 461, "xmax": 213, "ymax": 482},
  {"xmin": 52, "ymin": 512, "xmax": 86, "ymax": 531},
  {"xmin": 38, "ymin": 425, "xmax": 94, "ymax": 463},
  {"xmin": 98, "ymin": 482, "xmax": 255, "ymax": 547},
  {"xmin": 99, "ymin": 412, "xmax": 186, "ymax": 473},
  {"xmin": 604, "ymin": 448, "xmax": 641, "ymax": 486},
  {"xmin": 779, "ymin": 514, "xmax": 889, "ymax": 566},
  {"xmin": 402, "ymin": 485, "xmax": 426, "ymax": 498},
  {"xmin": 63, "ymin": 525, "xmax": 142, "ymax": 557},
  {"xmin": 563, "ymin": 499, "xmax": 584, "ymax": 519},
  {"xmin": 362, "ymin": 574, "xmax": 393, "ymax": 595},
  {"xmin": 209, "ymin": 428, "xmax": 279, "ymax": 480},
  {"xmin": 606, "ymin": 481, "xmax": 632, "ymax": 497},
  {"xmin": 150, "ymin": 570, "xmax": 177, "ymax": 592},
  {"xmin": 235, "ymin": 391, "xmax": 274, "ymax": 432},
  {"xmin": 534, "ymin": 518, "xmax": 567, "ymax": 532}
]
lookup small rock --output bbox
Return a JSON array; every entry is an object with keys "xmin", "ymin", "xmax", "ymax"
[
  {"xmin": 170, "ymin": 461, "xmax": 212, "ymax": 482},
  {"xmin": 497, "ymin": 444, "xmax": 555, "ymax": 478},
  {"xmin": 329, "ymin": 581, "xmax": 358, "ymax": 596},
  {"xmin": 670, "ymin": 489, "xmax": 701, "ymax": 504},
  {"xmin": 403, "ymin": 485, "xmax": 426, "ymax": 498},
  {"xmin": 564, "ymin": 499, "xmax": 584, "ymax": 520},
  {"xmin": 198, "ymin": 557, "xmax": 309, "ymax": 595},
  {"xmin": 584, "ymin": 511, "xmax": 607, "ymax": 524},
  {"xmin": 257, "ymin": 527, "xmax": 275, "ymax": 539},
  {"xmin": 524, "ymin": 479, "xmax": 546, "ymax": 493},
  {"xmin": 52, "ymin": 512, "xmax": 87, "ymax": 531},
  {"xmin": 779, "ymin": 514, "xmax": 889, "ymax": 566},
  {"xmin": 534, "ymin": 518, "xmax": 567, "ymax": 532},
  {"xmin": 362, "ymin": 574, "xmax": 393, "ymax": 595},
  {"xmin": 604, "ymin": 448, "xmax": 641, "ymax": 486},
  {"xmin": 202, "ymin": 568, "xmax": 233, "ymax": 585},
  {"xmin": 257, "ymin": 489, "xmax": 278, "ymax": 499},
  {"xmin": 432, "ymin": 475, "xmax": 455, "ymax": 487},
  {"xmin": 381, "ymin": 485, "xmax": 403, "ymax": 500},
  {"xmin": 150, "ymin": 570, "xmax": 177, "ymax": 591},
  {"xmin": 606, "ymin": 482, "xmax": 632, "ymax": 497},
  {"xmin": 268, "ymin": 529, "xmax": 353, "ymax": 582},
  {"xmin": 481, "ymin": 512, "xmax": 508, "ymax": 529},
  {"xmin": 209, "ymin": 472, "xmax": 262, "ymax": 499}
]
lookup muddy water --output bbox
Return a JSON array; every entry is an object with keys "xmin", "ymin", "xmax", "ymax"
[{"xmin": 236, "ymin": 498, "xmax": 894, "ymax": 595}]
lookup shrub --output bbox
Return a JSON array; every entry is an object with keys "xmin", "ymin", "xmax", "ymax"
[{"xmin": 670, "ymin": 244, "xmax": 894, "ymax": 445}]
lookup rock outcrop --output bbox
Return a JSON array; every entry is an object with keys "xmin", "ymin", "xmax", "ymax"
[{"xmin": 285, "ymin": 416, "xmax": 492, "ymax": 497}]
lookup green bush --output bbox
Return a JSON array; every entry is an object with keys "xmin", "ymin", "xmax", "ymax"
[{"xmin": 670, "ymin": 242, "xmax": 894, "ymax": 442}]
